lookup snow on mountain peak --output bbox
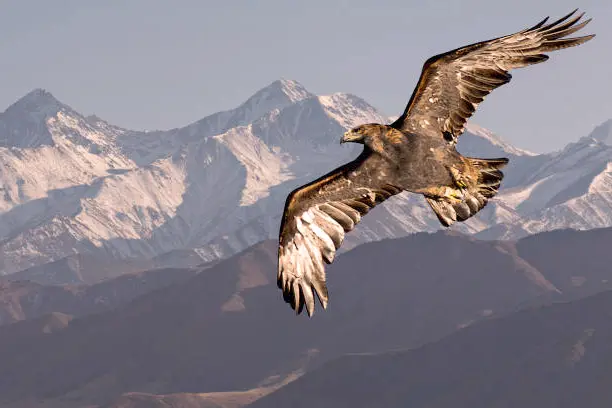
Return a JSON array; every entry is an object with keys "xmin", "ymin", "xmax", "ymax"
[
  {"xmin": 584, "ymin": 119, "xmax": 612, "ymax": 146},
  {"xmin": 318, "ymin": 93, "xmax": 387, "ymax": 130},
  {"xmin": 0, "ymin": 89, "xmax": 78, "ymax": 148},
  {"xmin": 0, "ymin": 89, "xmax": 124, "ymax": 151},
  {"xmin": 274, "ymin": 79, "xmax": 312, "ymax": 103},
  {"xmin": 232, "ymin": 79, "xmax": 313, "ymax": 123},
  {"xmin": 5, "ymin": 89, "xmax": 67, "ymax": 115},
  {"xmin": 155, "ymin": 79, "xmax": 315, "ymax": 151}
]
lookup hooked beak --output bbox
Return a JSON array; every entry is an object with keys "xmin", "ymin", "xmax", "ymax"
[{"xmin": 340, "ymin": 130, "xmax": 360, "ymax": 144}]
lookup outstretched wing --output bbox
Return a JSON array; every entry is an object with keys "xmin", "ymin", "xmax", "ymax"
[
  {"xmin": 278, "ymin": 152, "xmax": 402, "ymax": 317},
  {"xmin": 390, "ymin": 9, "xmax": 594, "ymax": 143}
]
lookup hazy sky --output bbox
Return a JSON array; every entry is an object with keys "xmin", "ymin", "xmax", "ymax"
[{"xmin": 0, "ymin": 0, "xmax": 609, "ymax": 153}]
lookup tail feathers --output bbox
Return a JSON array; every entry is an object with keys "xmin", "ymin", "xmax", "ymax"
[
  {"xmin": 426, "ymin": 157, "xmax": 509, "ymax": 227},
  {"xmin": 465, "ymin": 157, "xmax": 509, "ymax": 168},
  {"xmin": 467, "ymin": 156, "xmax": 509, "ymax": 198}
]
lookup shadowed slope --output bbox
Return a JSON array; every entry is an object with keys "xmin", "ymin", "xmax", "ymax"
[
  {"xmin": 250, "ymin": 288, "xmax": 612, "ymax": 408},
  {"xmin": 3, "ymin": 227, "xmax": 612, "ymax": 407}
]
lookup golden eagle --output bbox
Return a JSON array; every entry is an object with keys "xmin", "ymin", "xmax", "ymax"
[{"xmin": 277, "ymin": 10, "xmax": 594, "ymax": 316}]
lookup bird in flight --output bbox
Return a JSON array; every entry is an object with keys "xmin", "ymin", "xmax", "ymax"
[{"xmin": 277, "ymin": 10, "xmax": 594, "ymax": 317}]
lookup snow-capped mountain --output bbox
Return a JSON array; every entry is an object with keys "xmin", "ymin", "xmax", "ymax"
[
  {"xmin": 477, "ymin": 131, "xmax": 612, "ymax": 240},
  {"xmin": 0, "ymin": 78, "xmax": 608, "ymax": 276},
  {"xmin": 0, "ymin": 80, "xmax": 395, "ymax": 274}
]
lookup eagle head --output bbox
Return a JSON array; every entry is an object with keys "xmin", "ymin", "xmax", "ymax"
[{"xmin": 341, "ymin": 124, "xmax": 384, "ymax": 146}]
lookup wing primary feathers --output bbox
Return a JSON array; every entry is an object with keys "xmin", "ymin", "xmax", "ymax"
[
  {"xmin": 521, "ymin": 16, "xmax": 549, "ymax": 33},
  {"xmin": 546, "ymin": 18, "xmax": 592, "ymax": 40},
  {"xmin": 343, "ymin": 199, "xmax": 371, "ymax": 214},
  {"xmin": 538, "ymin": 8, "xmax": 580, "ymax": 32},
  {"xmin": 277, "ymin": 158, "xmax": 403, "ymax": 317},
  {"xmin": 391, "ymin": 9, "xmax": 594, "ymax": 140},
  {"xmin": 319, "ymin": 203, "xmax": 355, "ymax": 231},
  {"xmin": 540, "ymin": 35, "xmax": 595, "ymax": 52},
  {"xmin": 328, "ymin": 202, "xmax": 362, "ymax": 223}
]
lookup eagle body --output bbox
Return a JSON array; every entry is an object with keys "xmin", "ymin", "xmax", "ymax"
[
  {"xmin": 279, "ymin": 127, "xmax": 455, "ymax": 242},
  {"xmin": 276, "ymin": 10, "xmax": 594, "ymax": 316}
]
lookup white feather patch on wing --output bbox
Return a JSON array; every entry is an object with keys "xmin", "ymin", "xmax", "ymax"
[
  {"xmin": 277, "ymin": 201, "xmax": 358, "ymax": 316},
  {"xmin": 278, "ymin": 185, "xmax": 403, "ymax": 316}
]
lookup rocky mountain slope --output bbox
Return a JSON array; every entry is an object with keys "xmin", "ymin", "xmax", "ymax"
[
  {"xmin": 0, "ymin": 266, "xmax": 199, "ymax": 326},
  {"xmin": 251, "ymin": 286, "xmax": 612, "ymax": 408},
  {"xmin": 3, "ymin": 226, "xmax": 612, "ymax": 407}
]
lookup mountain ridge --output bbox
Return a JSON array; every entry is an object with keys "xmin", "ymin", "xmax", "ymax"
[
  {"xmin": 0, "ymin": 79, "xmax": 609, "ymax": 278},
  {"xmin": 249, "ymin": 286, "xmax": 612, "ymax": 408},
  {"xmin": 3, "ymin": 226, "xmax": 612, "ymax": 407}
]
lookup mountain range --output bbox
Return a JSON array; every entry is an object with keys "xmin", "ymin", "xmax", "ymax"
[
  {"xmin": 2, "ymin": 226, "xmax": 612, "ymax": 407},
  {"xmin": 0, "ymin": 265, "xmax": 199, "ymax": 326},
  {"xmin": 0, "ymin": 79, "xmax": 610, "ymax": 281},
  {"xmin": 252, "ymin": 275, "xmax": 612, "ymax": 408}
]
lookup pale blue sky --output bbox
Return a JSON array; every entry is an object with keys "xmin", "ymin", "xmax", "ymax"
[{"xmin": 0, "ymin": 0, "xmax": 609, "ymax": 153}]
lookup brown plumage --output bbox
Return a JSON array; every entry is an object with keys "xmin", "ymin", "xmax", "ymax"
[{"xmin": 277, "ymin": 10, "xmax": 594, "ymax": 316}]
